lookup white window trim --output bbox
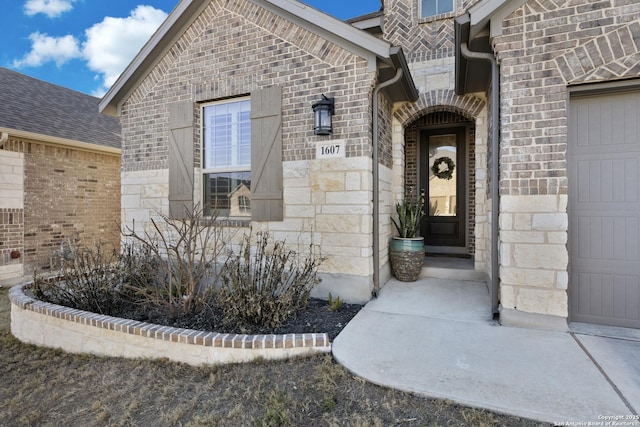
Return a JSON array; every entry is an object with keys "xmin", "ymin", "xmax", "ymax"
[
  {"xmin": 419, "ymin": 0, "xmax": 456, "ymax": 20},
  {"xmin": 201, "ymin": 96, "xmax": 251, "ymax": 174},
  {"xmin": 201, "ymin": 96, "xmax": 251, "ymax": 219}
]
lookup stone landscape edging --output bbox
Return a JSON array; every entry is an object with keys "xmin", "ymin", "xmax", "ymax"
[{"xmin": 9, "ymin": 282, "xmax": 331, "ymax": 366}]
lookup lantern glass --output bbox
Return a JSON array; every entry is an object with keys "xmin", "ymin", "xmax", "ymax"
[
  {"xmin": 312, "ymin": 96, "xmax": 334, "ymax": 135},
  {"xmin": 314, "ymin": 108, "xmax": 331, "ymax": 135}
]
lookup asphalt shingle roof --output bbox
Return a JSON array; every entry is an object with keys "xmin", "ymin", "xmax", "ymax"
[{"xmin": 0, "ymin": 67, "xmax": 121, "ymax": 149}]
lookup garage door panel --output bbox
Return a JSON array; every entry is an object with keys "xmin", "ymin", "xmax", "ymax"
[
  {"xmin": 626, "ymin": 278, "xmax": 639, "ymax": 321},
  {"xmin": 569, "ymin": 89, "xmax": 640, "ymax": 328},
  {"xmin": 574, "ymin": 93, "xmax": 640, "ymax": 148},
  {"xmin": 575, "ymin": 216, "xmax": 639, "ymax": 263},
  {"xmin": 574, "ymin": 157, "xmax": 639, "ymax": 204},
  {"xmin": 573, "ymin": 273, "xmax": 640, "ymax": 324}
]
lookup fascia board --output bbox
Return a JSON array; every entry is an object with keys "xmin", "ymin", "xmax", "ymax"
[
  {"xmin": 100, "ymin": 0, "xmax": 395, "ymax": 116},
  {"xmin": 468, "ymin": 0, "xmax": 527, "ymax": 39},
  {"xmin": 468, "ymin": 0, "xmax": 508, "ymax": 25},
  {"xmin": 0, "ymin": 127, "xmax": 121, "ymax": 155},
  {"xmin": 350, "ymin": 16, "xmax": 383, "ymax": 32},
  {"xmin": 261, "ymin": 0, "xmax": 391, "ymax": 58}
]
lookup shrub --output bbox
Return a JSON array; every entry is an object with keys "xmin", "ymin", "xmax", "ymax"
[
  {"xmin": 327, "ymin": 293, "xmax": 344, "ymax": 312},
  {"xmin": 122, "ymin": 205, "xmax": 233, "ymax": 317},
  {"xmin": 31, "ymin": 242, "xmax": 128, "ymax": 315},
  {"xmin": 216, "ymin": 231, "xmax": 323, "ymax": 330}
]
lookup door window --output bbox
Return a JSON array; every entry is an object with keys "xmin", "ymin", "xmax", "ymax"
[{"xmin": 428, "ymin": 134, "xmax": 457, "ymax": 217}]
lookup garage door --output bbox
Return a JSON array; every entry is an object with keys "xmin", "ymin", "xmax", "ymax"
[{"xmin": 569, "ymin": 87, "xmax": 640, "ymax": 328}]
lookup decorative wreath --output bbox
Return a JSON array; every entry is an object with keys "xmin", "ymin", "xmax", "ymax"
[{"xmin": 431, "ymin": 156, "xmax": 455, "ymax": 180}]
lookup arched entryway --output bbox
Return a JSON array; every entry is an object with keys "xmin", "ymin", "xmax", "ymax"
[{"xmin": 404, "ymin": 111, "xmax": 477, "ymax": 256}]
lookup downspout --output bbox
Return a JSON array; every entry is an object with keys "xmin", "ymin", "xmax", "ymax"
[
  {"xmin": 460, "ymin": 43, "xmax": 500, "ymax": 314},
  {"xmin": 372, "ymin": 67, "xmax": 404, "ymax": 297}
]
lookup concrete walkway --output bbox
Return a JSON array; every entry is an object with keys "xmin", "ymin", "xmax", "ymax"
[{"xmin": 332, "ymin": 277, "xmax": 640, "ymax": 424}]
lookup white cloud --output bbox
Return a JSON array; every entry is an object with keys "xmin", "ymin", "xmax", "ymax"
[
  {"xmin": 24, "ymin": 0, "xmax": 75, "ymax": 18},
  {"xmin": 12, "ymin": 5, "xmax": 168, "ymax": 95},
  {"xmin": 83, "ymin": 5, "xmax": 168, "ymax": 93},
  {"xmin": 12, "ymin": 32, "xmax": 81, "ymax": 67}
]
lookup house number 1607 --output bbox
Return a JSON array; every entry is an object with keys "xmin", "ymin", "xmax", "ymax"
[
  {"xmin": 321, "ymin": 145, "xmax": 340, "ymax": 156},
  {"xmin": 316, "ymin": 140, "xmax": 346, "ymax": 159}
]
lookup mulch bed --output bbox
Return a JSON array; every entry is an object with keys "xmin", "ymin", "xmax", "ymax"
[{"xmin": 112, "ymin": 298, "xmax": 363, "ymax": 341}]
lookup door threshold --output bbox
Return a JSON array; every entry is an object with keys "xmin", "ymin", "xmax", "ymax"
[
  {"xmin": 425, "ymin": 252, "xmax": 471, "ymax": 259},
  {"xmin": 424, "ymin": 245, "xmax": 470, "ymax": 257}
]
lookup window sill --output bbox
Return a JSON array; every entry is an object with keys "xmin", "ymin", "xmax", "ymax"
[
  {"xmin": 200, "ymin": 218, "xmax": 251, "ymax": 228},
  {"xmin": 418, "ymin": 11, "xmax": 456, "ymax": 24}
]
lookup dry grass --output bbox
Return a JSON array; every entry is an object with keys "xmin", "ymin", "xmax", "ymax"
[{"xmin": 0, "ymin": 287, "xmax": 549, "ymax": 426}]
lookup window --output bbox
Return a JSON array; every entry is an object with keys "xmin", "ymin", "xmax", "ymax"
[
  {"xmin": 238, "ymin": 195, "xmax": 250, "ymax": 213},
  {"xmin": 202, "ymin": 97, "xmax": 251, "ymax": 217},
  {"xmin": 421, "ymin": 0, "xmax": 454, "ymax": 18}
]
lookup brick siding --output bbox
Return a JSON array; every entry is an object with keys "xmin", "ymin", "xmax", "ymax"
[
  {"xmin": 378, "ymin": 91, "xmax": 394, "ymax": 168},
  {"xmin": 0, "ymin": 209, "xmax": 23, "ymax": 267},
  {"xmin": 3, "ymin": 138, "xmax": 120, "ymax": 275},
  {"xmin": 495, "ymin": 0, "xmax": 640, "ymax": 197},
  {"xmin": 120, "ymin": 0, "xmax": 375, "ymax": 174}
]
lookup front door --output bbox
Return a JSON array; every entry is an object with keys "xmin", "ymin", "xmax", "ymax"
[{"xmin": 420, "ymin": 127, "xmax": 466, "ymax": 251}]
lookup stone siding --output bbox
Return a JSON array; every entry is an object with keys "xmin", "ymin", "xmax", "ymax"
[
  {"xmin": 278, "ymin": 157, "xmax": 375, "ymax": 302},
  {"xmin": 499, "ymin": 195, "xmax": 569, "ymax": 317}
]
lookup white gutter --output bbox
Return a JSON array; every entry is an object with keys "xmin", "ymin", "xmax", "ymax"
[{"xmin": 0, "ymin": 127, "xmax": 121, "ymax": 155}]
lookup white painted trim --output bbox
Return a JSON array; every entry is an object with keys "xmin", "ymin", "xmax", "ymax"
[
  {"xmin": 468, "ymin": 0, "xmax": 527, "ymax": 39},
  {"xmin": 259, "ymin": 0, "xmax": 391, "ymax": 58},
  {"xmin": 349, "ymin": 15, "xmax": 383, "ymax": 31},
  {"xmin": 0, "ymin": 127, "xmax": 121, "ymax": 155}
]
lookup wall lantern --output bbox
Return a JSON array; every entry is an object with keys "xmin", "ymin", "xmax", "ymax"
[{"xmin": 312, "ymin": 94, "xmax": 334, "ymax": 135}]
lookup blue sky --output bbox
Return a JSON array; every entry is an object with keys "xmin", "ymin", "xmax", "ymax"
[{"xmin": 2, "ymin": 1, "xmax": 381, "ymax": 97}]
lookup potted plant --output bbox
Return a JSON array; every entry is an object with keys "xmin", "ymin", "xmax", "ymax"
[{"xmin": 390, "ymin": 192, "xmax": 426, "ymax": 282}]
